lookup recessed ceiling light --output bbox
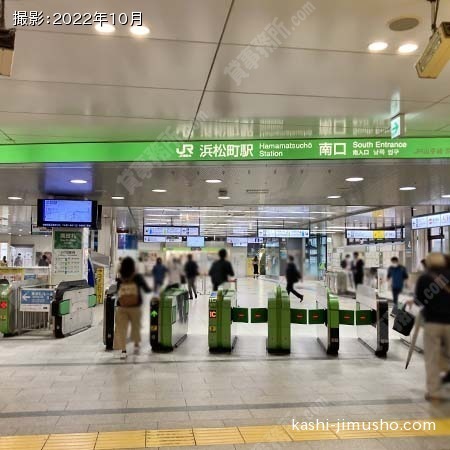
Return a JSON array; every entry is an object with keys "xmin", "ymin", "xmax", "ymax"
[
  {"xmin": 152, "ymin": 189, "xmax": 167, "ymax": 193},
  {"xmin": 399, "ymin": 186, "xmax": 416, "ymax": 191},
  {"xmin": 368, "ymin": 41, "xmax": 388, "ymax": 52},
  {"xmin": 327, "ymin": 195, "xmax": 342, "ymax": 199},
  {"xmin": 205, "ymin": 179, "xmax": 222, "ymax": 184},
  {"xmin": 19, "ymin": 229, "xmax": 22, "ymax": 231},
  {"xmin": 442, "ymin": 194, "xmax": 450, "ymax": 198},
  {"xmin": 345, "ymin": 177, "xmax": 364, "ymax": 182},
  {"xmin": 111, "ymin": 196, "xmax": 125, "ymax": 200},
  {"xmin": 95, "ymin": 23, "xmax": 115, "ymax": 33},
  {"xmin": 398, "ymin": 43, "xmax": 418, "ymax": 54},
  {"xmin": 218, "ymin": 196, "xmax": 231, "ymax": 200},
  {"xmin": 130, "ymin": 25, "xmax": 150, "ymax": 36},
  {"xmin": 70, "ymin": 179, "xmax": 87, "ymax": 184},
  {"xmin": 8, "ymin": 196, "xmax": 22, "ymax": 200}
]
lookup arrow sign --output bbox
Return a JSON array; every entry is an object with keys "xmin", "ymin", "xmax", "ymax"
[
  {"xmin": 151, "ymin": 310, "xmax": 158, "ymax": 318},
  {"xmin": 390, "ymin": 114, "xmax": 404, "ymax": 139}
]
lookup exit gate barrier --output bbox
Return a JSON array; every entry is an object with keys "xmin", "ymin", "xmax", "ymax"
[{"xmin": 207, "ymin": 285, "xmax": 389, "ymax": 357}]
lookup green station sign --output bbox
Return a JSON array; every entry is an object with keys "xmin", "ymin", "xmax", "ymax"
[
  {"xmin": 53, "ymin": 231, "xmax": 82, "ymax": 250},
  {"xmin": 1, "ymin": 137, "xmax": 450, "ymax": 163}
]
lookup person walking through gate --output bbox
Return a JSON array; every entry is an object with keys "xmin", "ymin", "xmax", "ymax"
[
  {"xmin": 387, "ymin": 256, "xmax": 408, "ymax": 314},
  {"xmin": 209, "ymin": 249, "xmax": 235, "ymax": 291},
  {"xmin": 152, "ymin": 257, "xmax": 168, "ymax": 292},
  {"xmin": 184, "ymin": 254, "xmax": 199, "ymax": 299},
  {"xmin": 351, "ymin": 252, "xmax": 365, "ymax": 293},
  {"xmin": 413, "ymin": 253, "xmax": 450, "ymax": 401},
  {"xmin": 114, "ymin": 257, "xmax": 151, "ymax": 359},
  {"xmin": 285, "ymin": 255, "xmax": 303, "ymax": 301}
]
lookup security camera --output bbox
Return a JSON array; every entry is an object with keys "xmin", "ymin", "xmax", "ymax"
[{"xmin": 416, "ymin": 22, "xmax": 450, "ymax": 78}]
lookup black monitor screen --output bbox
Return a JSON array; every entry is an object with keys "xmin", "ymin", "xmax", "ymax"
[{"xmin": 37, "ymin": 199, "xmax": 98, "ymax": 228}]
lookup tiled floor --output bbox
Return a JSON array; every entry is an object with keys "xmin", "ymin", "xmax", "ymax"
[{"xmin": 0, "ymin": 277, "xmax": 449, "ymax": 449}]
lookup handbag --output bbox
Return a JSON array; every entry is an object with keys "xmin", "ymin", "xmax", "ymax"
[{"xmin": 393, "ymin": 305, "xmax": 415, "ymax": 336}]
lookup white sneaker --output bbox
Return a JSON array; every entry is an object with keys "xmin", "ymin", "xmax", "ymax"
[{"xmin": 120, "ymin": 351, "xmax": 127, "ymax": 360}]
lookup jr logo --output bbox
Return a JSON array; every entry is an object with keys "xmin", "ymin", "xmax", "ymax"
[{"xmin": 176, "ymin": 144, "xmax": 194, "ymax": 158}]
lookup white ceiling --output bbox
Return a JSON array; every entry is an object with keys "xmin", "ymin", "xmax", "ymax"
[{"xmin": 1, "ymin": 0, "xmax": 450, "ymax": 143}]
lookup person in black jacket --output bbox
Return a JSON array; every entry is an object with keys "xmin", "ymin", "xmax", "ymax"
[
  {"xmin": 209, "ymin": 249, "xmax": 234, "ymax": 291},
  {"xmin": 286, "ymin": 255, "xmax": 303, "ymax": 301},
  {"xmin": 184, "ymin": 254, "xmax": 199, "ymax": 299},
  {"xmin": 114, "ymin": 257, "xmax": 151, "ymax": 359},
  {"xmin": 351, "ymin": 252, "xmax": 365, "ymax": 290},
  {"xmin": 414, "ymin": 253, "xmax": 450, "ymax": 401}
]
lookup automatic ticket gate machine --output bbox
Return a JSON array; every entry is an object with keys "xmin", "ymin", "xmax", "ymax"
[
  {"xmin": 208, "ymin": 288, "xmax": 248, "ymax": 352},
  {"xmin": 356, "ymin": 285, "xmax": 389, "ymax": 357},
  {"xmin": 51, "ymin": 280, "xmax": 96, "ymax": 338},
  {"xmin": 150, "ymin": 288, "xmax": 189, "ymax": 352},
  {"xmin": 313, "ymin": 285, "xmax": 340, "ymax": 355},
  {"xmin": 103, "ymin": 284, "xmax": 117, "ymax": 351}
]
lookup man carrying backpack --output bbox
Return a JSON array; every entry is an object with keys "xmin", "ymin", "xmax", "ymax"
[{"xmin": 114, "ymin": 257, "xmax": 151, "ymax": 359}]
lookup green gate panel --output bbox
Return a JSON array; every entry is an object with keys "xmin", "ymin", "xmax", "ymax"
[
  {"xmin": 356, "ymin": 309, "xmax": 374, "ymax": 325},
  {"xmin": 290, "ymin": 308, "xmax": 308, "ymax": 324},
  {"xmin": 251, "ymin": 308, "xmax": 268, "ymax": 323},
  {"xmin": 308, "ymin": 309, "xmax": 325, "ymax": 324},
  {"xmin": 88, "ymin": 294, "xmax": 97, "ymax": 308},
  {"xmin": 58, "ymin": 300, "xmax": 70, "ymax": 315},
  {"xmin": 232, "ymin": 307, "xmax": 248, "ymax": 323},
  {"xmin": 339, "ymin": 309, "xmax": 355, "ymax": 325}
]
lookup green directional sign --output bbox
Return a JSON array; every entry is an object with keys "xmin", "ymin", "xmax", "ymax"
[
  {"xmin": 150, "ymin": 310, "xmax": 158, "ymax": 318},
  {"xmin": 1, "ymin": 137, "xmax": 450, "ymax": 164}
]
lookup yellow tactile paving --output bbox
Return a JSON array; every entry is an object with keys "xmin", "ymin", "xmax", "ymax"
[
  {"xmin": 43, "ymin": 433, "xmax": 98, "ymax": 450},
  {"xmin": 283, "ymin": 425, "xmax": 337, "ymax": 441},
  {"xmin": 2, "ymin": 417, "xmax": 450, "ymax": 450},
  {"xmin": 425, "ymin": 418, "xmax": 450, "ymax": 436},
  {"xmin": 379, "ymin": 419, "xmax": 432, "ymax": 438},
  {"xmin": 0, "ymin": 435, "xmax": 48, "ymax": 450},
  {"xmin": 95, "ymin": 431, "xmax": 145, "ymax": 450},
  {"xmin": 146, "ymin": 429, "xmax": 195, "ymax": 448},
  {"xmin": 193, "ymin": 427, "xmax": 244, "ymax": 445},
  {"xmin": 238, "ymin": 425, "xmax": 292, "ymax": 443}
]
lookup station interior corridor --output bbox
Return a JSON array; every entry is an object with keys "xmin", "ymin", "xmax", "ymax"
[{"xmin": 1, "ymin": 277, "xmax": 450, "ymax": 450}]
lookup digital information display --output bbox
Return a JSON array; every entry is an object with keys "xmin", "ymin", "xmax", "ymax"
[
  {"xmin": 412, "ymin": 212, "xmax": 450, "ymax": 230},
  {"xmin": 38, "ymin": 199, "xmax": 97, "ymax": 228},
  {"xmin": 187, "ymin": 236, "xmax": 205, "ymax": 247},
  {"xmin": 258, "ymin": 229, "xmax": 310, "ymax": 238},
  {"xmin": 144, "ymin": 236, "xmax": 166, "ymax": 243},
  {"xmin": 143, "ymin": 226, "xmax": 199, "ymax": 236},
  {"xmin": 346, "ymin": 230, "xmax": 397, "ymax": 240},
  {"xmin": 226, "ymin": 237, "xmax": 264, "ymax": 246}
]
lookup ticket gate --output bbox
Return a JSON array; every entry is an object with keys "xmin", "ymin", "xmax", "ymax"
[
  {"xmin": 52, "ymin": 280, "xmax": 96, "ymax": 338},
  {"xmin": 208, "ymin": 288, "xmax": 248, "ymax": 352},
  {"xmin": 266, "ymin": 286, "xmax": 291, "ymax": 354},
  {"xmin": 103, "ymin": 284, "xmax": 117, "ymax": 350},
  {"xmin": 356, "ymin": 285, "xmax": 389, "ymax": 357},
  {"xmin": 150, "ymin": 288, "xmax": 189, "ymax": 352},
  {"xmin": 0, "ymin": 279, "xmax": 49, "ymax": 337},
  {"xmin": 314, "ymin": 285, "xmax": 340, "ymax": 355}
]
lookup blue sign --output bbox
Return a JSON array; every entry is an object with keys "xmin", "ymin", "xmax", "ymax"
[
  {"xmin": 20, "ymin": 288, "xmax": 54, "ymax": 312},
  {"xmin": 24, "ymin": 274, "xmax": 37, "ymax": 280}
]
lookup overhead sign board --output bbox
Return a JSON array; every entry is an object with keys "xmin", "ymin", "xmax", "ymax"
[
  {"xmin": 258, "ymin": 229, "xmax": 310, "ymax": 238},
  {"xmin": 412, "ymin": 212, "xmax": 450, "ymax": 230},
  {"xmin": 3, "ymin": 137, "xmax": 450, "ymax": 164},
  {"xmin": 226, "ymin": 237, "xmax": 264, "ymax": 246},
  {"xmin": 143, "ymin": 226, "xmax": 199, "ymax": 236},
  {"xmin": 20, "ymin": 288, "xmax": 54, "ymax": 312},
  {"xmin": 144, "ymin": 236, "xmax": 166, "ymax": 243},
  {"xmin": 346, "ymin": 230, "xmax": 398, "ymax": 240}
]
